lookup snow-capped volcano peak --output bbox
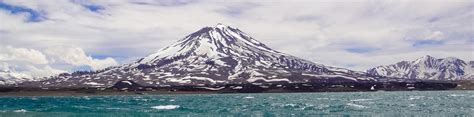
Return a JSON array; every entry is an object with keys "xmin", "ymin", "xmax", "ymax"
[
  {"xmin": 214, "ymin": 23, "xmax": 228, "ymax": 29},
  {"xmin": 137, "ymin": 24, "xmax": 280, "ymax": 65}
]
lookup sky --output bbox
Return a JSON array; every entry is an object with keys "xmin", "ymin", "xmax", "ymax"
[{"xmin": 0, "ymin": 0, "xmax": 473, "ymax": 79}]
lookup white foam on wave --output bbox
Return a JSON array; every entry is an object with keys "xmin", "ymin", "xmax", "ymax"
[
  {"xmin": 346, "ymin": 103, "xmax": 367, "ymax": 109},
  {"xmin": 448, "ymin": 94, "xmax": 464, "ymax": 97},
  {"xmin": 106, "ymin": 107, "xmax": 124, "ymax": 110},
  {"xmin": 83, "ymin": 96, "xmax": 91, "ymax": 100},
  {"xmin": 408, "ymin": 96, "xmax": 424, "ymax": 100},
  {"xmin": 244, "ymin": 96, "xmax": 254, "ymax": 99},
  {"xmin": 316, "ymin": 98, "xmax": 329, "ymax": 100},
  {"xmin": 350, "ymin": 99, "xmax": 374, "ymax": 102},
  {"xmin": 151, "ymin": 105, "xmax": 180, "ymax": 110},
  {"xmin": 283, "ymin": 103, "xmax": 297, "ymax": 107},
  {"xmin": 13, "ymin": 109, "xmax": 27, "ymax": 112}
]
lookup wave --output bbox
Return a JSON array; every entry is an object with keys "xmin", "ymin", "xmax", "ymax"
[
  {"xmin": 346, "ymin": 103, "xmax": 367, "ymax": 109},
  {"xmin": 244, "ymin": 96, "xmax": 254, "ymax": 99},
  {"xmin": 350, "ymin": 99, "xmax": 374, "ymax": 102},
  {"xmin": 408, "ymin": 96, "xmax": 424, "ymax": 100},
  {"xmin": 13, "ymin": 109, "xmax": 27, "ymax": 113},
  {"xmin": 105, "ymin": 107, "xmax": 125, "ymax": 110},
  {"xmin": 316, "ymin": 98, "xmax": 329, "ymax": 100},
  {"xmin": 448, "ymin": 94, "xmax": 465, "ymax": 97},
  {"xmin": 151, "ymin": 105, "xmax": 180, "ymax": 110}
]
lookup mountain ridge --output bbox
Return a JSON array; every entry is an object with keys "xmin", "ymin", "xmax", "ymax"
[{"xmin": 367, "ymin": 55, "xmax": 473, "ymax": 80}]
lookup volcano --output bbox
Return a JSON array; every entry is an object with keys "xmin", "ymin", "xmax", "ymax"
[{"xmin": 23, "ymin": 24, "xmax": 374, "ymax": 88}]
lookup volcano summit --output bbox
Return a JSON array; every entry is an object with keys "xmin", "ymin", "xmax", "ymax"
[{"xmin": 23, "ymin": 24, "xmax": 375, "ymax": 88}]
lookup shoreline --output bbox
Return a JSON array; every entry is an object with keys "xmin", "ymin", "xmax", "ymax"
[
  {"xmin": 1, "ymin": 89, "xmax": 472, "ymax": 97},
  {"xmin": 0, "ymin": 90, "xmax": 217, "ymax": 97},
  {"xmin": 2, "ymin": 80, "xmax": 472, "ymax": 97}
]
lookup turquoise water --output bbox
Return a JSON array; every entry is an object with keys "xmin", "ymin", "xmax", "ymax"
[{"xmin": 1, "ymin": 91, "xmax": 473, "ymax": 116}]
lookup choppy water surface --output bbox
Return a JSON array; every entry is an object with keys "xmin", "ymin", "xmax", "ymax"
[{"xmin": 1, "ymin": 91, "xmax": 473, "ymax": 116}]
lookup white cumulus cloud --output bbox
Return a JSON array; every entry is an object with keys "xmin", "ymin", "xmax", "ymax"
[
  {"xmin": 0, "ymin": 46, "xmax": 49, "ymax": 64},
  {"xmin": 0, "ymin": 46, "xmax": 118, "ymax": 83},
  {"xmin": 44, "ymin": 46, "xmax": 118, "ymax": 70}
]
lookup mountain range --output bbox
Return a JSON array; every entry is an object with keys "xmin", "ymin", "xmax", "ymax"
[
  {"xmin": 1, "ymin": 24, "xmax": 472, "ymax": 88},
  {"xmin": 367, "ymin": 55, "xmax": 473, "ymax": 80}
]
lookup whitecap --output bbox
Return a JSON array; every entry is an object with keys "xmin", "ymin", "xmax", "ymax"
[
  {"xmin": 346, "ymin": 103, "xmax": 367, "ymax": 109},
  {"xmin": 151, "ymin": 105, "xmax": 180, "ymax": 110},
  {"xmin": 72, "ymin": 106, "xmax": 90, "ymax": 109},
  {"xmin": 316, "ymin": 98, "xmax": 329, "ymax": 100},
  {"xmin": 281, "ymin": 103, "xmax": 300, "ymax": 109},
  {"xmin": 448, "ymin": 94, "xmax": 464, "ymax": 97},
  {"xmin": 301, "ymin": 104, "xmax": 315, "ymax": 110},
  {"xmin": 83, "ymin": 96, "xmax": 91, "ymax": 100},
  {"xmin": 169, "ymin": 99, "xmax": 175, "ymax": 102},
  {"xmin": 13, "ymin": 109, "xmax": 27, "ymax": 113},
  {"xmin": 408, "ymin": 96, "xmax": 424, "ymax": 100},
  {"xmin": 350, "ymin": 99, "xmax": 374, "ymax": 102},
  {"xmin": 244, "ymin": 96, "xmax": 254, "ymax": 99},
  {"xmin": 284, "ymin": 104, "xmax": 297, "ymax": 107}
]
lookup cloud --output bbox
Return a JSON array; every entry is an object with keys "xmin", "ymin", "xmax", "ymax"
[
  {"xmin": 0, "ymin": 46, "xmax": 65, "ymax": 79},
  {"xmin": 0, "ymin": 46, "xmax": 48, "ymax": 64},
  {"xmin": 424, "ymin": 31, "xmax": 445, "ymax": 40},
  {"xmin": 0, "ymin": 46, "xmax": 118, "ymax": 80},
  {"xmin": 0, "ymin": 62, "xmax": 66, "ymax": 85},
  {"xmin": 405, "ymin": 30, "xmax": 447, "ymax": 47},
  {"xmin": 44, "ymin": 46, "xmax": 118, "ymax": 70},
  {"xmin": 14, "ymin": 65, "xmax": 66, "ymax": 79},
  {"xmin": 216, "ymin": 2, "xmax": 261, "ymax": 17},
  {"xmin": 0, "ymin": 0, "xmax": 472, "ymax": 73}
]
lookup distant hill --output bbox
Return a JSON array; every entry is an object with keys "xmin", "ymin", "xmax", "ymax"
[{"xmin": 367, "ymin": 55, "xmax": 473, "ymax": 80}]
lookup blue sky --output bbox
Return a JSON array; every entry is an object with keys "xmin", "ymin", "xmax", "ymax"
[
  {"xmin": 0, "ymin": 1, "xmax": 44, "ymax": 22},
  {"xmin": 0, "ymin": 0, "xmax": 472, "ymax": 78},
  {"xmin": 82, "ymin": 4, "xmax": 104, "ymax": 12}
]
